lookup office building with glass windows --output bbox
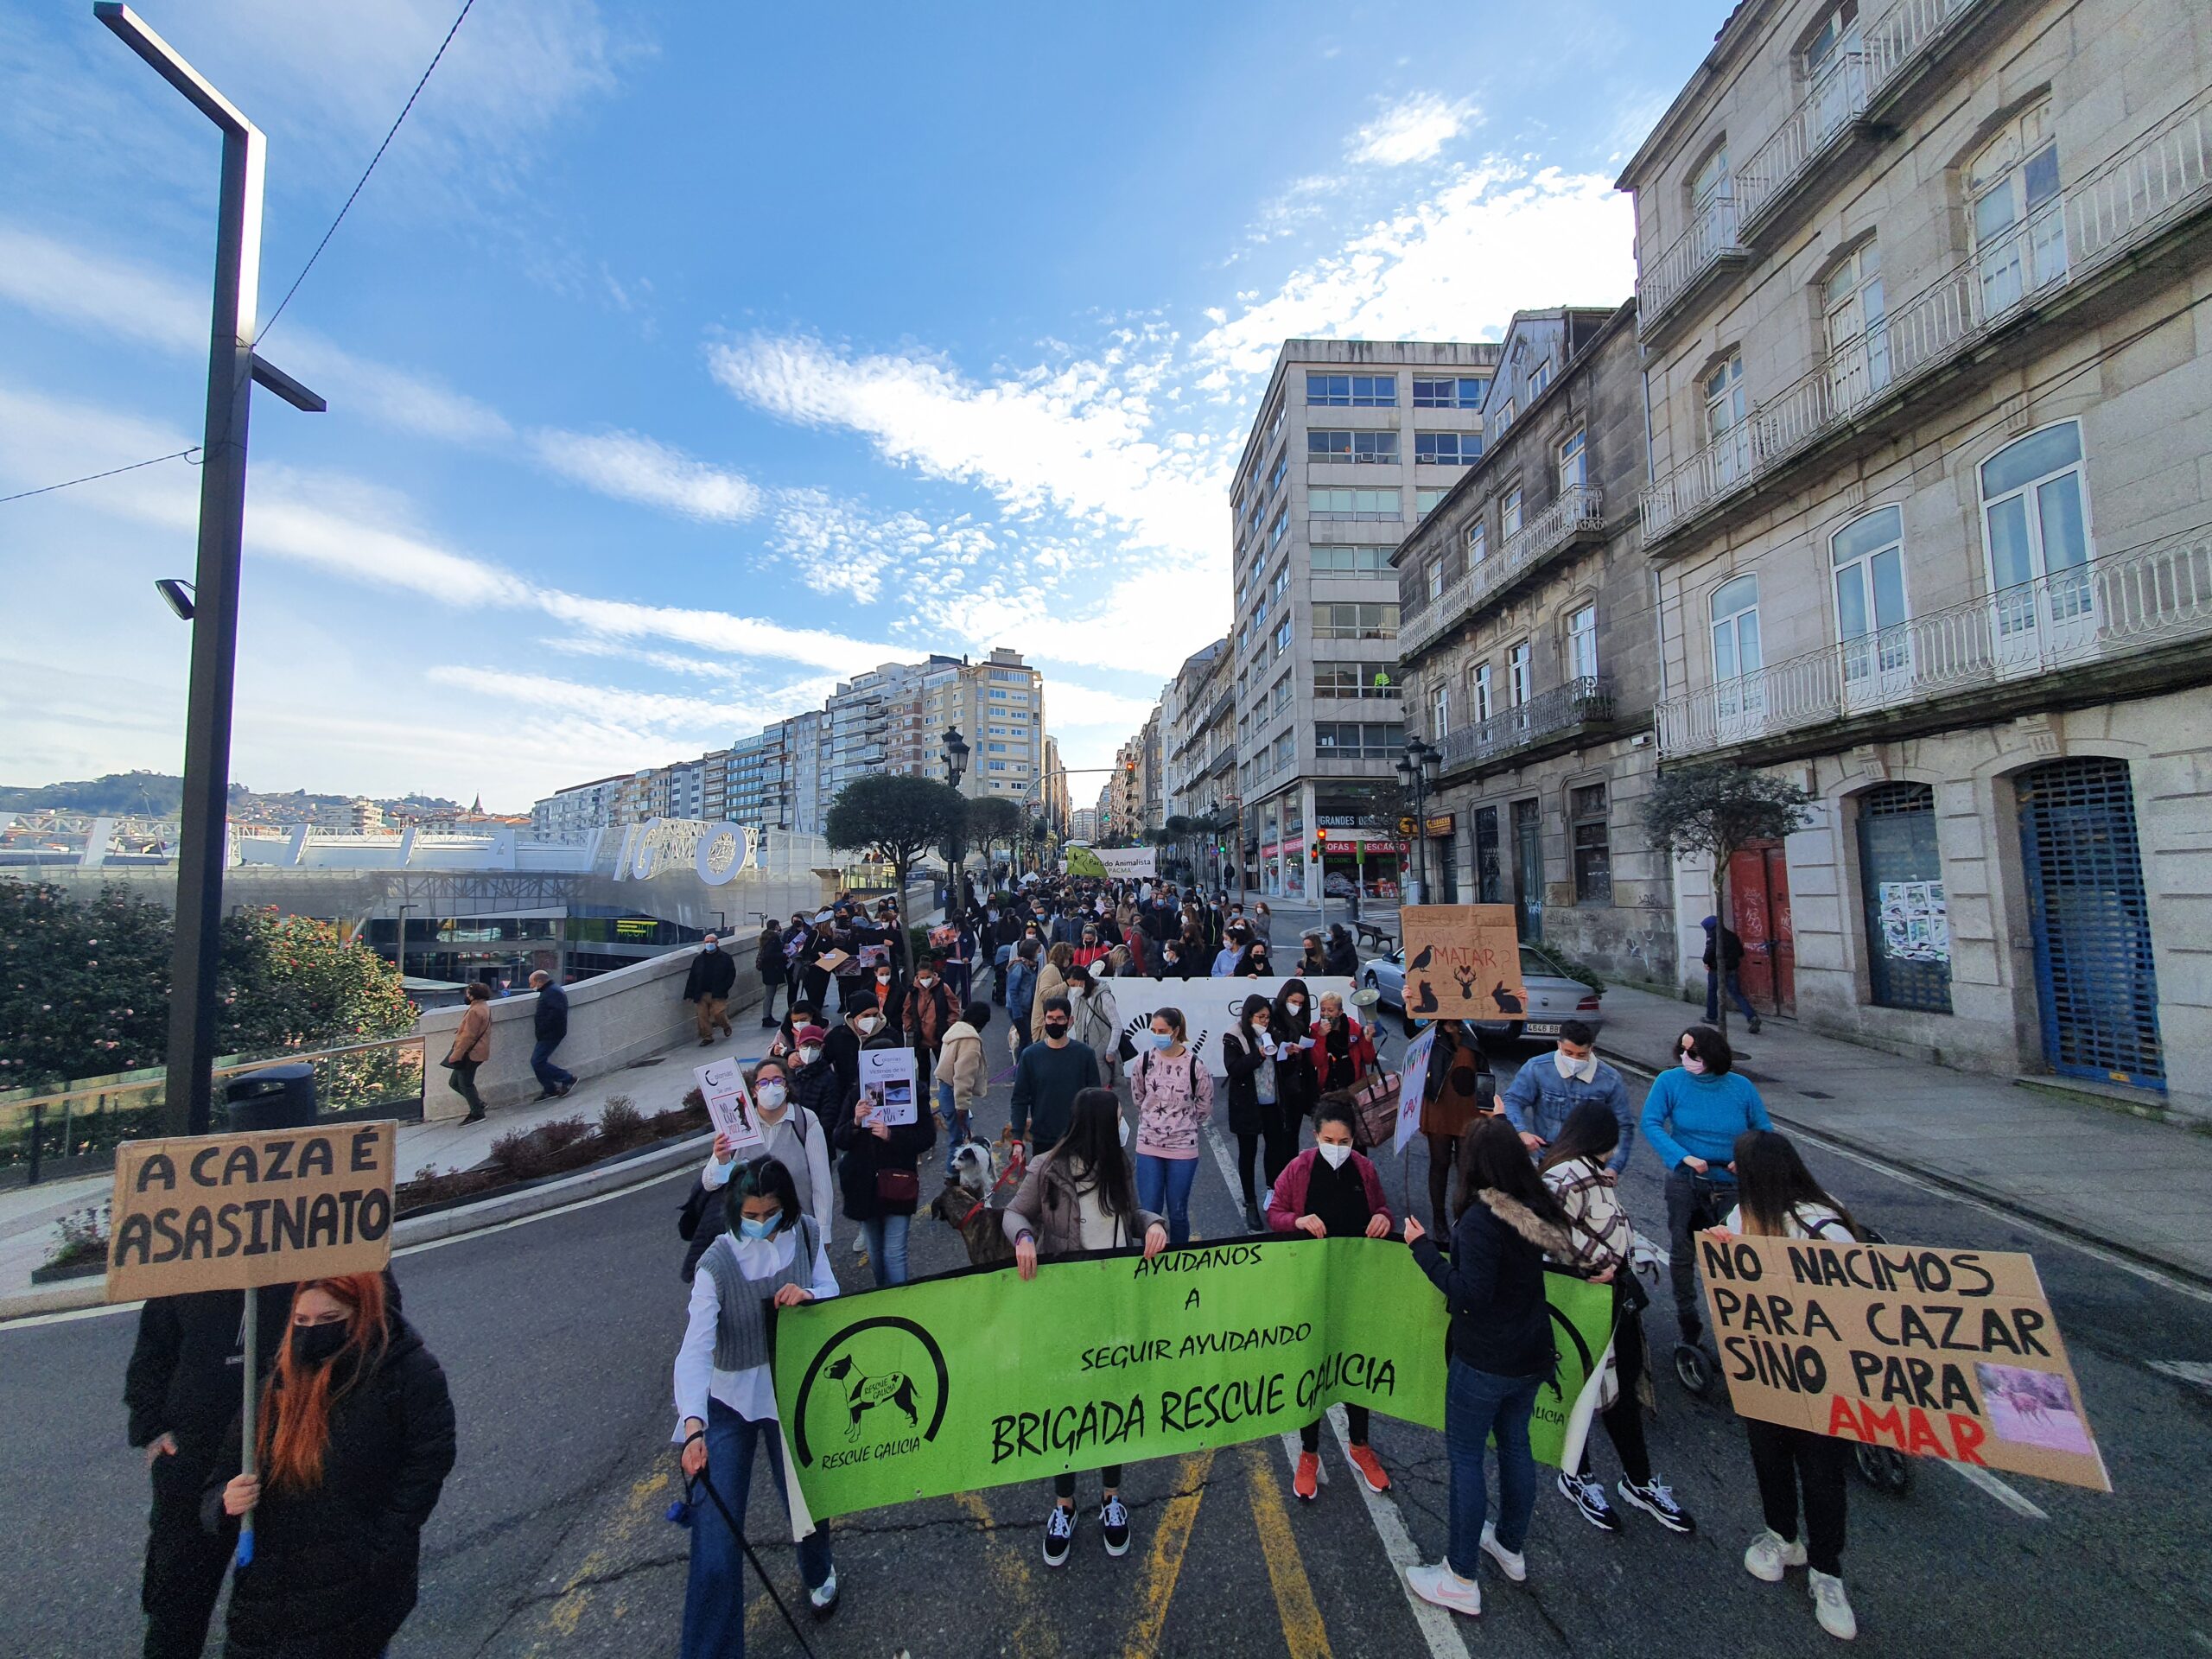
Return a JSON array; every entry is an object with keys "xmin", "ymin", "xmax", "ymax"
[
  {"xmin": 1228, "ymin": 340, "xmax": 1500, "ymax": 900},
  {"xmin": 1619, "ymin": 0, "xmax": 2212, "ymax": 1118}
]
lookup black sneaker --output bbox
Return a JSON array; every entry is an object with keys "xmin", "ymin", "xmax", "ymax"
[
  {"xmin": 1042, "ymin": 1503, "xmax": 1074, "ymax": 1567},
  {"xmin": 1558, "ymin": 1470, "xmax": 1621, "ymax": 1532},
  {"xmin": 1618, "ymin": 1477, "xmax": 1696, "ymax": 1535},
  {"xmin": 1100, "ymin": 1496, "xmax": 1131, "ymax": 1557}
]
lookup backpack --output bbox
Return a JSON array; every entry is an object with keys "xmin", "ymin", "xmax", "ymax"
[{"xmin": 1135, "ymin": 1046, "xmax": 1203, "ymax": 1096}]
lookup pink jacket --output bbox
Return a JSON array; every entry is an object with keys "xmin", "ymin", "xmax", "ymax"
[{"xmin": 1265, "ymin": 1147, "xmax": 1391, "ymax": 1234}]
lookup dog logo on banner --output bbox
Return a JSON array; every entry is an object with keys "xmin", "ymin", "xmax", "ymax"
[{"xmin": 790, "ymin": 1316, "xmax": 951, "ymax": 1471}]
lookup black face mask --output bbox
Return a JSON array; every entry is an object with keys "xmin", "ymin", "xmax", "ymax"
[
  {"xmin": 1045, "ymin": 1020, "xmax": 1071, "ymax": 1038},
  {"xmin": 291, "ymin": 1321, "xmax": 348, "ymax": 1368}
]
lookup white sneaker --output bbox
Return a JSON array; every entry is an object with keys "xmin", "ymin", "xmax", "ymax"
[
  {"xmin": 1478, "ymin": 1522, "xmax": 1526, "ymax": 1582},
  {"xmin": 1745, "ymin": 1528, "xmax": 1808, "ymax": 1582},
  {"xmin": 808, "ymin": 1567, "xmax": 839, "ymax": 1618},
  {"xmin": 1405, "ymin": 1561, "xmax": 1480, "ymax": 1616},
  {"xmin": 1809, "ymin": 1571, "xmax": 1857, "ymax": 1640}
]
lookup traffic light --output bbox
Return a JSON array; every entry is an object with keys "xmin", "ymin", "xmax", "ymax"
[{"xmin": 1311, "ymin": 828, "xmax": 1328, "ymax": 861}]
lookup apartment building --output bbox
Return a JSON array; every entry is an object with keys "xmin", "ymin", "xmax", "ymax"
[
  {"xmin": 1070, "ymin": 805, "xmax": 1100, "ymax": 842},
  {"xmin": 1395, "ymin": 302, "xmax": 1676, "ymax": 981},
  {"xmin": 531, "ymin": 772, "xmax": 629, "ymax": 837},
  {"xmin": 1230, "ymin": 340, "xmax": 1501, "ymax": 900},
  {"xmin": 1164, "ymin": 640, "xmax": 1236, "ymax": 822},
  {"xmin": 923, "ymin": 647, "xmax": 1047, "ymax": 802},
  {"xmin": 723, "ymin": 712, "xmax": 823, "ymax": 836},
  {"xmin": 1621, "ymin": 0, "xmax": 2212, "ymax": 1116},
  {"xmin": 1042, "ymin": 734, "xmax": 1069, "ymax": 832}
]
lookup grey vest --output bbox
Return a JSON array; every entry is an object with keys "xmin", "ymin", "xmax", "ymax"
[
  {"xmin": 758, "ymin": 1109, "xmax": 816, "ymax": 1221},
  {"xmin": 700, "ymin": 1215, "xmax": 819, "ymax": 1372}
]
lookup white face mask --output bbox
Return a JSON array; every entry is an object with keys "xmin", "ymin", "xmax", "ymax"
[
  {"xmin": 798, "ymin": 1045, "xmax": 823, "ymax": 1066},
  {"xmin": 915, "ymin": 975, "xmax": 936, "ymax": 987},
  {"xmin": 1554, "ymin": 1048, "xmax": 1597, "ymax": 1083},
  {"xmin": 1317, "ymin": 1141, "xmax": 1352, "ymax": 1170},
  {"xmin": 1287, "ymin": 998, "xmax": 1304, "ymax": 1014},
  {"xmin": 857, "ymin": 1014, "xmax": 883, "ymax": 1035},
  {"xmin": 876, "ymin": 971, "xmax": 893, "ymax": 984},
  {"xmin": 756, "ymin": 1081, "xmax": 787, "ymax": 1111}
]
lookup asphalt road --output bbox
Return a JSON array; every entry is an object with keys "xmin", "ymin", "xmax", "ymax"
[{"xmin": 7, "ymin": 1018, "xmax": 2212, "ymax": 1658}]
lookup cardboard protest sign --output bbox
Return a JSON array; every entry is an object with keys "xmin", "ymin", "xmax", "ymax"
[
  {"xmin": 1395, "ymin": 1027, "xmax": 1437, "ymax": 1154},
  {"xmin": 1400, "ymin": 904, "xmax": 1525, "ymax": 1022},
  {"xmin": 106, "ymin": 1121, "xmax": 397, "ymax": 1302},
  {"xmin": 773, "ymin": 1235, "xmax": 1613, "ymax": 1524},
  {"xmin": 1090, "ymin": 977, "xmax": 1355, "ymax": 1078},
  {"xmin": 694, "ymin": 1058, "xmax": 764, "ymax": 1152},
  {"xmin": 1699, "ymin": 1232, "xmax": 2109, "ymax": 1491},
  {"xmin": 857, "ymin": 1046, "xmax": 919, "ymax": 1126},
  {"xmin": 812, "ymin": 948, "xmax": 851, "ymax": 975}
]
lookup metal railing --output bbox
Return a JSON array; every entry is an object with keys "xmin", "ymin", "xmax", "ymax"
[
  {"xmin": 0, "ymin": 1034, "xmax": 427, "ymax": 1186},
  {"xmin": 1654, "ymin": 530, "xmax": 2212, "ymax": 756},
  {"xmin": 1736, "ymin": 50, "xmax": 1872, "ymax": 229},
  {"xmin": 1398, "ymin": 485, "xmax": 1605, "ymax": 664},
  {"xmin": 1637, "ymin": 194, "xmax": 1746, "ymax": 327},
  {"xmin": 1438, "ymin": 676, "xmax": 1615, "ymax": 770},
  {"xmin": 1643, "ymin": 89, "xmax": 2212, "ymax": 543}
]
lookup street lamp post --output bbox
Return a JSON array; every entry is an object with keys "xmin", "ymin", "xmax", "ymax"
[
  {"xmin": 1395, "ymin": 736, "xmax": 1442, "ymax": 906},
  {"xmin": 392, "ymin": 903, "xmax": 416, "ymax": 980},
  {"xmin": 99, "ymin": 3, "xmax": 326, "ymax": 1136},
  {"xmin": 941, "ymin": 727, "xmax": 969, "ymax": 924}
]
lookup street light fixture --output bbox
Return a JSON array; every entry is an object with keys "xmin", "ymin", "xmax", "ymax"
[
  {"xmin": 1395, "ymin": 735, "xmax": 1442, "ymax": 904},
  {"xmin": 155, "ymin": 578, "xmax": 197, "ymax": 620},
  {"xmin": 940, "ymin": 726, "xmax": 969, "ymax": 923},
  {"xmin": 98, "ymin": 3, "xmax": 327, "ymax": 1136}
]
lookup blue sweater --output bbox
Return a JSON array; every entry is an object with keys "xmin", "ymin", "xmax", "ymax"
[{"xmin": 1638, "ymin": 1069, "xmax": 1771, "ymax": 1174}]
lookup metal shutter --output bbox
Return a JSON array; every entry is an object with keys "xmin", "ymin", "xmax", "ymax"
[{"xmin": 1858, "ymin": 783, "xmax": 1952, "ymax": 1014}]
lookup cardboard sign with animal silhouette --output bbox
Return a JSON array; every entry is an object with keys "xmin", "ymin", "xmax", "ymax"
[{"xmin": 1399, "ymin": 904, "xmax": 1525, "ymax": 1022}]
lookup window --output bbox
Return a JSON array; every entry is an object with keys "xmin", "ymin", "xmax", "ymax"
[
  {"xmin": 1567, "ymin": 603, "xmax": 1599, "ymax": 680},
  {"xmin": 1980, "ymin": 421, "xmax": 2092, "ymax": 639},
  {"xmin": 1307, "ymin": 429, "xmax": 1398, "ymax": 463},
  {"xmin": 1268, "ymin": 506, "xmax": 1287, "ymax": 548},
  {"xmin": 988, "ymin": 760, "xmax": 1007, "ymax": 772},
  {"xmin": 1274, "ymin": 618, "xmax": 1294, "ymax": 656},
  {"xmin": 1831, "ymin": 505, "xmax": 1910, "ymax": 690},
  {"xmin": 1268, "ymin": 448, "xmax": 1287, "ymax": 493},
  {"xmin": 1431, "ymin": 682, "xmax": 1450, "ymax": 735},
  {"xmin": 1272, "ymin": 563, "xmax": 1291, "ymax": 599},
  {"xmin": 1711, "ymin": 573, "xmax": 1763, "ymax": 718},
  {"xmin": 1313, "ymin": 663, "xmax": 1401, "ymax": 699},
  {"xmin": 1426, "ymin": 561, "xmax": 1444, "ymax": 601},
  {"xmin": 1803, "ymin": 0, "xmax": 1859, "ymax": 77},
  {"xmin": 1495, "ymin": 397, "xmax": 1514, "ymax": 432},
  {"xmin": 1306, "ymin": 372, "xmax": 1396, "ymax": 407},
  {"xmin": 1314, "ymin": 721, "xmax": 1407, "ymax": 759},
  {"xmin": 1970, "ymin": 105, "xmax": 2064, "ymax": 315},
  {"xmin": 1571, "ymin": 782, "xmax": 1611, "ymax": 904},
  {"xmin": 1557, "ymin": 429, "xmax": 1586, "ymax": 492},
  {"xmin": 1465, "ymin": 520, "xmax": 1487, "ymax": 567},
  {"xmin": 1311, "ymin": 544, "xmax": 1392, "ymax": 575},
  {"xmin": 1313, "ymin": 602, "xmax": 1400, "ymax": 640},
  {"xmin": 1528, "ymin": 358, "xmax": 1553, "ymax": 398},
  {"xmin": 1705, "ymin": 353, "xmax": 1748, "ymax": 484},
  {"xmin": 1501, "ymin": 486, "xmax": 1523, "ymax": 540},
  {"xmin": 1309, "ymin": 488, "xmax": 1401, "ymax": 518},
  {"xmin": 1416, "ymin": 488, "xmax": 1448, "ymax": 518},
  {"xmin": 1507, "ymin": 641, "xmax": 1531, "ymax": 706},
  {"xmin": 1824, "ymin": 242, "xmax": 1889, "ymax": 396},
  {"xmin": 1471, "ymin": 661, "xmax": 1494, "ymax": 722},
  {"xmin": 988, "ymin": 741, "xmax": 1008, "ymax": 753},
  {"xmin": 1804, "ymin": 0, "xmax": 1865, "ymax": 137},
  {"xmin": 1414, "ymin": 376, "xmax": 1490, "ymax": 408},
  {"xmin": 1416, "ymin": 431, "xmax": 1478, "ymax": 466},
  {"xmin": 1690, "ymin": 138, "xmax": 1732, "ymax": 213},
  {"xmin": 1273, "ymin": 730, "xmax": 1297, "ymax": 769},
  {"xmin": 989, "ymin": 687, "xmax": 1007, "ymax": 699}
]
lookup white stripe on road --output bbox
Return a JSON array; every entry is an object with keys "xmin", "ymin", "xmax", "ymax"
[
  {"xmin": 1203, "ymin": 1126, "xmax": 1470, "ymax": 1659},
  {"xmin": 2151, "ymin": 1359, "xmax": 2212, "ymax": 1394},
  {"xmin": 1940, "ymin": 1460, "xmax": 2049, "ymax": 1520}
]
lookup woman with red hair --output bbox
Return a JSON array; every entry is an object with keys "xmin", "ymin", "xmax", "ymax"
[{"xmin": 204, "ymin": 1273, "xmax": 456, "ymax": 1658}]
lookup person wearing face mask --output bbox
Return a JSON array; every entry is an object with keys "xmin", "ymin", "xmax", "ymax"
[
  {"xmin": 1211, "ymin": 925, "xmax": 1249, "ymax": 977},
  {"xmin": 1008, "ymin": 995, "xmax": 1096, "ymax": 1154},
  {"xmin": 1639, "ymin": 1025, "xmax": 1771, "ymax": 1353},
  {"xmin": 823, "ymin": 1001, "xmax": 885, "ymax": 1099},
  {"xmin": 1323, "ymin": 925, "xmax": 1361, "ymax": 979},
  {"xmin": 1156, "ymin": 937, "xmax": 1192, "ymax": 982},
  {"xmin": 675, "ymin": 1158, "xmax": 841, "ymax": 1651},
  {"xmin": 1267, "ymin": 1097, "xmax": 1395, "ymax": 1501},
  {"xmin": 1231, "ymin": 938, "xmax": 1274, "ymax": 978},
  {"xmin": 831, "ymin": 1015, "xmax": 937, "ymax": 1289},
  {"xmin": 1222, "ymin": 995, "xmax": 1295, "ymax": 1232},
  {"xmin": 683, "ymin": 934, "xmax": 738, "ymax": 1047},
  {"xmin": 783, "ymin": 1023, "xmax": 844, "ymax": 1139},
  {"xmin": 1502, "ymin": 1020, "xmax": 1636, "ymax": 1173},
  {"xmin": 1072, "ymin": 924, "xmax": 1111, "ymax": 972},
  {"xmin": 1418, "ymin": 1020, "xmax": 1496, "ymax": 1241},
  {"xmin": 1036, "ymin": 941, "xmax": 1075, "ymax": 1015},
  {"xmin": 1270, "ymin": 979, "xmax": 1321, "ymax": 1124},
  {"xmin": 1064, "ymin": 965, "xmax": 1122, "ymax": 1087},
  {"xmin": 1007, "ymin": 939, "xmax": 1040, "ymax": 1053},
  {"xmin": 899, "ymin": 952, "xmax": 959, "ymax": 1096},
  {"xmin": 203, "ymin": 1273, "xmax": 455, "ymax": 1659},
  {"xmin": 693, "ymin": 1058, "xmax": 834, "ymax": 1280},
  {"xmin": 1128, "ymin": 1008, "xmax": 1215, "ymax": 1247},
  {"xmin": 1313, "ymin": 990, "xmax": 1371, "ymax": 1095},
  {"xmin": 935, "ymin": 1000, "xmax": 992, "ymax": 1174},
  {"xmin": 866, "ymin": 956, "xmax": 907, "ymax": 1042},
  {"xmin": 1253, "ymin": 900, "xmax": 1274, "ymax": 944},
  {"xmin": 1298, "ymin": 931, "xmax": 1328, "ymax": 976}
]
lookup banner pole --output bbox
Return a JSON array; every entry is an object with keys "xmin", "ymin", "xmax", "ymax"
[{"xmin": 236, "ymin": 1289, "xmax": 257, "ymax": 1567}]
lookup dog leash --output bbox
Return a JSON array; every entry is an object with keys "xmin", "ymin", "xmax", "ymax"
[
  {"xmin": 954, "ymin": 1144, "xmax": 1027, "ymax": 1231},
  {"xmin": 682, "ymin": 1468, "xmax": 823, "ymax": 1659}
]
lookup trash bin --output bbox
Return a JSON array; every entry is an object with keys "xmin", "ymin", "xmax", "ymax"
[{"xmin": 226, "ymin": 1064, "xmax": 317, "ymax": 1132}]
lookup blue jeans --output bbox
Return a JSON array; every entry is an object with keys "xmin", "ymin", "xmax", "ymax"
[
  {"xmin": 938, "ymin": 1079, "xmax": 969, "ymax": 1172},
  {"xmin": 680, "ymin": 1397, "xmax": 832, "ymax": 1659},
  {"xmin": 1135, "ymin": 1154, "xmax": 1198, "ymax": 1248},
  {"xmin": 1443, "ymin": 1358, "xmax": 1542, "ymax": 1578},
  {"xmin": 1706, "ymin": 969, "xmax": 1758, "ymax": 1025},
  {"xmin": 861, "ymin": 1214, "xmax": 911, "ymax": 1287},
  {"xmin": 529, "ymin": 1039, "xmax": 574, "ymax": 1092}
]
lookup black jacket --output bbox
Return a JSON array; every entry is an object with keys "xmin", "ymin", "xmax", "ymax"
[
  {"xmin": 201, "ymin": 1313, "xmax": 455, "ymax": 1659},
  {"xmin": 533, "ymin": 983, "xmax": 569, "ymax": 1044},
  {"xmin": 1220, "ymin": 1030, "xmax": 1287, "ymax": 1138},
  {"xmin": 831, "ymin": 1039, "xmax": 936, "ymax": 1220},
  {"xmin": 683, "ymin": 946, "xmax": 737, "ymax": 1001},
  {"xmin": 789, "ymin": 1054, "xmax": 845, "ymax": 1136},
  {"xmin": 755, "ymin": 931, "xmax": 786, "ymax": 976},
  {"xmin": 125, "ymin": 1285, "xmax": 299, "ymax": 1454},
  {"xmin": 1324, "ymin": 938, "xmax": 1360, "ymax": 978},
  {"xmin": 1409, "ymin": 1191, "xmax": 1568, "ymax": 1380},
  {"xmin": 1702, "ymin": 925, "xmax": 1745, "ymax": 971}
]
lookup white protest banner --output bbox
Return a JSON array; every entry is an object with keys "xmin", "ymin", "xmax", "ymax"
[
  {"xmin": 694, "ymin": 1057, "xmax": 764, "ymax": 1152},
  {"xmin": 1087, "ymin": 976, "xmax": 1357, "ymax": 1077},
  {"xmin": 1394, "ymin": 1028, "xmax": 1437, "ymax": 1154},
  {"xmin": 857, "ymin": 1046, "xmax": 919, "ymax": 1126}
]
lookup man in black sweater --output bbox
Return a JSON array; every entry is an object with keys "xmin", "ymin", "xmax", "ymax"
[
  {"xmin": 527, "ymin": 969, "xmax": 575, "ymax": 1099},
  {"xmin": 1008, "ymin": 995, "xmax": 1096, "ymax": 1153}
]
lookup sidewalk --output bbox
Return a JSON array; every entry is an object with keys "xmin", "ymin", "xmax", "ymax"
[{"xmin": 1594, "ymin": 980, "xmax": 2212, "ymax": 1287}]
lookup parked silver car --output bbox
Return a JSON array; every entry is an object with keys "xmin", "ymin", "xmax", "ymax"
[{"xmin": 1359, "ymin": 944, "xmax": 1604, "ymax": 1041}]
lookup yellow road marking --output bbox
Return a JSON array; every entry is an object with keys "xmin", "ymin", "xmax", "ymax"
[
  {"xmin": 1122, "ymin": 1450, "xmax": 1215, "ymax": 1659},
  {"xmin": 957, "ymin": 1489, "xmax": 1063, "ymax": 1659},
  {"xmin": 543, "ymin": 1467, "xmax": 673, "ymax": 1637},
  {"xmin": 1243, "ymin": 1443, "xmax": 1334, "ymax": 1659}
]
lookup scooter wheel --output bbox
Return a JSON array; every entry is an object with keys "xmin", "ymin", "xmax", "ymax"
[
  {"xmin": 1674, "ymin": 1341, "xmax": 1714, "ymax": 1397},
  {"xmin": 1855, "ymin": 1445, "xmax": 1913, "ymax": 1496}
]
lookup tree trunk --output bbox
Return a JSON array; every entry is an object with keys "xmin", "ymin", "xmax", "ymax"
[{"xmin": 1711, "ymin": 854, "xmax": 1730, "ymax": 1041}]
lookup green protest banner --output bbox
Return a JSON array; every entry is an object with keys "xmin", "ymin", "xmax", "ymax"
[{"xmin": 771, "ymin": 1234, "xmax": 1613, "ymax": 1523}]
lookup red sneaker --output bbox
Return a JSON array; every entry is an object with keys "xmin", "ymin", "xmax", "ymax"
[
  {"xmin": 1347, "ymin": 1443, "xmax": 1390, "ymax": 1493},
  {"xmin": 1293, "ymin": 1451, "xmax": 1320, "ymax": 1501}
]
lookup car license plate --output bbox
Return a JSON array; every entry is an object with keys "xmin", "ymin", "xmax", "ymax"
[{"xmin": 1523, "ymin": 1021, "xmax": 1561, "ymax": 1036}]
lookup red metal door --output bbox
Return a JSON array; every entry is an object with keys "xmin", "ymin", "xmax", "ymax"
[{"xmin": 1727, "ymin": 842, "xmax": 1796, "ymax": 1016}]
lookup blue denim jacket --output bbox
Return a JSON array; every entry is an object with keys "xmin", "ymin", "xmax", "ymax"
[
  {"xmin": 1006, "ymin": 958, "xmax": 1038, "ymax": 1019},
  {"xmin": 1501, "ymin": 1058, "xmax": 1637, "ymax": 1173}
]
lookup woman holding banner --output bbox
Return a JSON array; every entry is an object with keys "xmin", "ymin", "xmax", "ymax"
[
  {"xmin": 1402, "ymin": 1117, "xmax": 1572, "ymax": 1619},
  {"xmin": 1002, "ymin": 1087, "xmax": 1168, "ymax": 1568}
]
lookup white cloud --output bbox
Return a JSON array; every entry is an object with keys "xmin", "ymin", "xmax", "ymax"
[
  {"xmin": 1347, "ymin": 92, "xmax": 1481, "ymax": 167},
  {"xmin": 528, "ymin": 429, "xmax": 761, "ymax": 523}
]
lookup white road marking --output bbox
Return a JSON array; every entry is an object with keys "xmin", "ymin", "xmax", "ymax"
[
  {"xmin": 2151, "ymin": 1360, "xmax": 2212, "ymax": 1394},
  {"xmin": 1941, "ymin": 1459, "xmax": 2049, "ymax": 1520}
]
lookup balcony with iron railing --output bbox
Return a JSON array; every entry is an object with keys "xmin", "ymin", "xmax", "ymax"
[
  {"xmin": 1437, "ymin": 676, "xmax": 1617, "ymax": 773},
  {"xmin": 1653, "ymin": 528, "xmax": 2212, "ymax": 759},
  {"xmin": 1636, "ymin": 194, "xmax": 1749, "ymax": 342},
  {"xmin": 1397, "ymin": 484, "xmax": 1607, "ymax": 664},
  {"xmin": 1642, "ymin": 90, "xmax": 2212, "ymax": 549}
]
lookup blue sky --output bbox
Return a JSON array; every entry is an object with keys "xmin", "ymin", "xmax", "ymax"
[{"xmin": 0, "ymin": 1, "xmax": 1714, "ymax": 810}]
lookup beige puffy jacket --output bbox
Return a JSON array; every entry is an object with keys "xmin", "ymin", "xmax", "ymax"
[{"xmin": 938, "ymin": 1020, "xmax": 990, "ymax": 1113}]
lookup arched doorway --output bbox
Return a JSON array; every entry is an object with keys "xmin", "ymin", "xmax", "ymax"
[{"xmin": 2015, "ymin": 758, "xmax": 2163, "ymax": 1090}]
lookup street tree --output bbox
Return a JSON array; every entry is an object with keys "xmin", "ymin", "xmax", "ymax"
[
  {"xmin": 824, "ymin": 774, "xmax": 965, "ymax": 936},
  {"xmin": 1640, "ymin": 761, "xmax": 1815, "ymax": 1038},
  {"xmin": 963, "ymin": 794, "xmax": 1021, "ymax": 884}
]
